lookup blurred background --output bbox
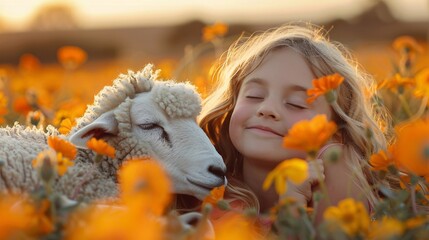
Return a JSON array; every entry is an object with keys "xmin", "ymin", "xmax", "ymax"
[{"xmin": 0, "ymin": 0, "xmax": 428, "ymax": 127}]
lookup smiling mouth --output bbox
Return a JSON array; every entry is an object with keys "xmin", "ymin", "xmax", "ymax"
[{"xmin": 247, "ymin": 127, "xmax": 283, "ymax": 137}]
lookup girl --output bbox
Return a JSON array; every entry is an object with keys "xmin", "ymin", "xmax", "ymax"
[{"xmin": 198, "ymin": 23, "xmax": 388, "ymax": 222}]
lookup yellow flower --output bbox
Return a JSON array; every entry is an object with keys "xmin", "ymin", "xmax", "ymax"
[
  {"xmin": 47, "ymin": 136, "xmax": 77, "ymax": 160},
  {"xmin": 55, "ymin": 152, "xmax": 74, "ymax": 176},
  {"xmin": 118, "ymin": 159, "xmax": 171, "ymax": 215},
  {"xmin": 392, "ymin": 35, "xmax": 423, "ymax": 54},
  {"xmin": 377, "ymin": 74, "xmax": 414, "ymax": 93},
  {"xmin": 32, "ymin": 149, "xmax": 74, "ymax": 177},
  {"xmin": 263, "ymin": 158, "xmax": 308, "ymax": 195},
  {"xmin": 369, "ymin": 149, "xmax": 394, "ymax": 171},
  {"xmin": 306, "ymin": 73, "xmax": 344, "ymax": 104},
  {"xmin": 58, "ymin": 118, "xmax": 75, "ymax": 135},
  {"xmin": 202, "ymin": 22, "xmax": 228, "ymax": 42},
  {"xmin": 283, "ymin": 114, "xmax": 337, "ymax": 155},
  {"xmin": 368, "ymin": 216, "xmax": 404, "ymax": 240},
  {"xmin": 57, "ymin": 46, "xmax": 87, "ymax": 70},
  {"xmin": 391, "ymin": 117, "xmax": 429, "ymax": 176},
  {"xmin": 324, "ymin": 198, "xmax": 370, "ymax": 237},
  {"xmin": 203, "ymin": 185, "xmax": 225, "ymax": 206},
  {"xmin": 86, "ymin": 138, "xmax": 115, "ymax": 158},
  {"xmin": 414, "ymin": 68, "xmax": 429, "ymax": 98}
]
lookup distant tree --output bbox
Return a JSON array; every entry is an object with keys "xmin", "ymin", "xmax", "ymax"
[{"xmin": 29, "ymin": 4, "xmax": 79, "ymax": 31}]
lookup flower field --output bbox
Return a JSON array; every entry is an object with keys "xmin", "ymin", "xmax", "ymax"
[{"xmin": 1, "ymin": 23, "xmax": 429, "ymax": 239}]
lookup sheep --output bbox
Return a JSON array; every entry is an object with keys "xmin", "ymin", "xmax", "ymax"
[{"xmin": 0, "ymin": 64, "xmax": 226, "ymax": 201}]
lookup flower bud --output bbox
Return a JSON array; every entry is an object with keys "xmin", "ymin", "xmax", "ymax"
[{"xmin": 324, "ymin": 90, "xmax": 337, "ymax": 104}]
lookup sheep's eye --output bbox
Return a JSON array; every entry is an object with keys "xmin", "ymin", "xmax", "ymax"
[
  {"xmin": 139, "ymin": 123, "xmax": 161, "ymax": 130},
  {"xmin": 139, "ymin": 122, "xmax": 172, "ymax": 147}
]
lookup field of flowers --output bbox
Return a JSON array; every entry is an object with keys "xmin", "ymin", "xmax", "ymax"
[{"xmin": 1, "ymin": 23, "xmax": 429, "ymax": 239}]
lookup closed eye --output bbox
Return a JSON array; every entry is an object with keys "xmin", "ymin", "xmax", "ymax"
[
  {"xmin": 246, "ymin": 96, "xmax": 263, "ymax": 99},
  {"xmin": 287, "ymin": 103, "xmax": 307, "ymax": 110},
  {"xmin": 138, "ymin": 123, "xmax": 172, "ymax": 147},
  {"xmin": 139, "ymin": 123, "xmax": 162, "ymax": 130}
]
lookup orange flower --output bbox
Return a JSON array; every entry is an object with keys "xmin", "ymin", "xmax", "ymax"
[
  {"xmin": 203, "ymin": 185, "xmax": 225, "ymax": 206},
  {"xmin": 405, "ymin": 216, "xmax": 427, "ymax": 229},
  {"xmin": 414, "ymin": 68, "xmax": 429, "ymax": 98},
  {"xmin": 263, "ymin": 158, "xmax": 308, "ymax": 195},
  {"xmin": 0, "ymin": 195, "xmax": 34, "ymax": 239},
  {"xmin": 86, "ymin": 138, "xmax": 115, "ymax": 158},
  {"xmin": 391, "ymin": 117, "xmax": 429, "ymax": 176},
  {"xmin": 213, "ymin": 213, "xmax": 261, "ymax": 240},
  {"xmin": 13, "ymin": 96, "xmax": 32, "ymax": 115},
  {"xmin": 392, "ymin": 36, "xmax": 423, "ymax": 54},
  {"xmin": 26, "ymin": 110, "xmax": 45, "ymax": 128},
  {"xmin": 369, "ymin": 148, "xmax": 394, "ymax": 171},
  {"xmin": 324, "ymin": 198, "xmax": 370, "ymax": 237},
  {"xmin": 29, "ymin": 199, "xmax": 54, "ymax": 235},
  {"xmin": 118, "ymin": 159, "xmax": 171, "ymax": 215},
  {"xmin": 368, "ymin": 216, "xmax": 404, "ymax": 240},
  {"xmin": 202, "ymin": 22, "xmax": 228, "ymax": 42},
  {"xmin": 66, "ymin": 205, "xmax": 163, "ymax": 240},
  {"xmin": 0, "ymin": 92, "xmax": 7, "ymax": 116},
  {"xmin": 283, "ymin": 114, "xmax": 337, "ymax": 155},
  {"xmin": 57, "ymin": 46, "xmax": 87, "ymax": 70},
  {"xmin": 19, "ymin": 53, "xmax": 41, "ymax": 72},
  {"xmin": 307, "ymin": 73, "xmax": 344, "ymax": 104},
  {"xmin": 47, "ymin": 136, "xmax": 77, "ymax": 160},
  {"xmin": 377, "ymin": 74, "xmax": 414, "ymax": 93}
]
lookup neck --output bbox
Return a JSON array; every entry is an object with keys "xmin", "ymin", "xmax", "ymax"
[{"xmin": 242, "ymin": 158, "xmax": 278, "ymax": 213}]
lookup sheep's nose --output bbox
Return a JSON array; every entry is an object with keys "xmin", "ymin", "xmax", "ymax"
[{"xmin": 208, "ymin": 165, "xmax": 226, "ymax": 179}]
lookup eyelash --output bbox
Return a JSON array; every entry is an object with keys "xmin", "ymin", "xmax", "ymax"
[
  {"xmin": 287, "ymin": 103, "xmax": 307, "ymax": 110},
  {"xmin": 246, "ymin": 96, "xmax": 263, "ymax": 99}
]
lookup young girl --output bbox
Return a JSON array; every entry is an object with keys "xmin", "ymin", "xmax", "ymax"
[{"xmin": 198, "ymin": 24, "xmax": 388, "ymax": 222}]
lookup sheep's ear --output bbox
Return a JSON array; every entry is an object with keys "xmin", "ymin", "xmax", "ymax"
[{"xmin": 69, "ymin": 111, "xmax": 118, "ymax": 149}]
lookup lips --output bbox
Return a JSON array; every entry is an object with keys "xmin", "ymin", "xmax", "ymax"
[{"xmin": 246, "ymin": 125, "xmax": 283, "ymax": 137}]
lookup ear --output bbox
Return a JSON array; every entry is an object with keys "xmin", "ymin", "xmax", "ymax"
[{"xmin": 68, "ymin": 111, "xmax": 118, "ymax": 149}]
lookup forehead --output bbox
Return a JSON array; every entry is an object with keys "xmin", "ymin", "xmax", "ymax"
[{"xmin": 243, "ymin": 48, "xmax": 315, "ymax": 89}]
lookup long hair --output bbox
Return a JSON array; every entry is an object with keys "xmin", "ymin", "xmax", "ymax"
[{"xmin": 198, "ymin": 23, "xmax": 390, "ymax": 211}]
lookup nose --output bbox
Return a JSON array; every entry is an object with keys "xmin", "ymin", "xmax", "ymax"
[
  {"xmin": 257, "ymin": 103, "xmax": 280, "ymax": 120},
  {"xmin": 208, "ymin": 165, "xmax": 226, "ymax": 180}
]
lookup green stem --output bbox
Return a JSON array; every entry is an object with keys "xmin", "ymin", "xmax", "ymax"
[
  {"xmin": 409, "ymin": 96, "xmax": 429, "ymax": 122},
  {"xmin": 398, "ymin": 93, "xmax": 413, "ymax": 118},
  {"xmin": 410, "ymin": 185, "xmax": 418, "ymax": 215},
  {"xmin": 313, "ymin": 161, "xmax": 331, "ymax": 206}
]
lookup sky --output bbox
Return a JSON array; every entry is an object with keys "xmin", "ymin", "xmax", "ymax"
[{"xmin": 0, "ymin": 0, "xmax": 428, "ymax": 31}]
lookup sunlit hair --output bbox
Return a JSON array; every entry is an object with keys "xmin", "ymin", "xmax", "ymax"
[{"xmin": 198, "ymin": 23, "xmax": 390, "ymax": 211}]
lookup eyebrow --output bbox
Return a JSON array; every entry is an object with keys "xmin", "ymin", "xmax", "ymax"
[{"xmin": 244, "ymin": 77, "xmax": 309, "ymax": 92}]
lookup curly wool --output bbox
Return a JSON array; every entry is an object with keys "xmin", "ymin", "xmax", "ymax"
[
  {"xmin": 153, "ymin": 81, "xmax": 202, "ymax": 119},
  {"xmin": 71, "ymin": 64, "xmax": 158, "ymax": 134}
]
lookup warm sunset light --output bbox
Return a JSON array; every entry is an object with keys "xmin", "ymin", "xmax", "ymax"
[
  {"xmin": 0, "ymin": 0, "xmax": 427, "ymax": 31},
  {"xmin": 0, "ymin": 0, "xmax": 429, "ymax": 238}
]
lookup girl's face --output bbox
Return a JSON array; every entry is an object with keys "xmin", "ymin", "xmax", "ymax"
[{"xmin": 229, "ymin": 47, "xmax": 332, "ymax": 166}]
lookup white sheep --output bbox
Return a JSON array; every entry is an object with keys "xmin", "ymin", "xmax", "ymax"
[{"xmin": 0, "ymin": 64, "xmax": 226, "ymax": 201}]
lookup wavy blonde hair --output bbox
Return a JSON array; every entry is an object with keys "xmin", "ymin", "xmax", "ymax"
[{"xmin": 198, "ymin": 23, "xmax": 389, "ymax": 211}]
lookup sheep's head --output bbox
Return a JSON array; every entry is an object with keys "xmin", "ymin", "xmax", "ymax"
[{"xmin": 69, "ymin": 65, "xmax": 226, "ymax": 200}]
